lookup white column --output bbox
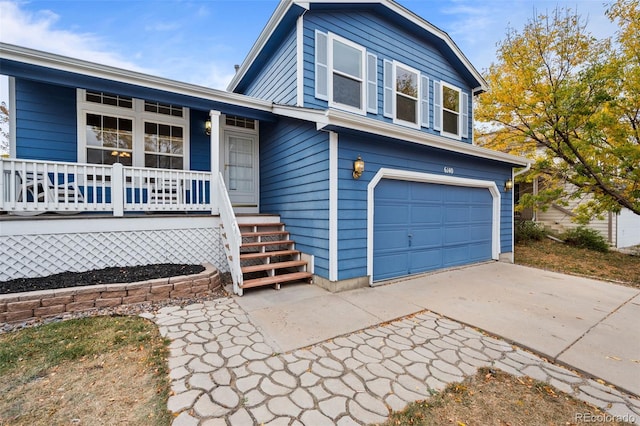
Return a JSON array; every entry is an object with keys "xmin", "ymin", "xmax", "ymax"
[{"xmin": 210, "ymin": 110, "xmax": 221, "ymax": 215}]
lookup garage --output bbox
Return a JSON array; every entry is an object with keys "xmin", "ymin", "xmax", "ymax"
[{"xmin": 373, "ymin": 178, "xmax": 495, "ymax": 281}]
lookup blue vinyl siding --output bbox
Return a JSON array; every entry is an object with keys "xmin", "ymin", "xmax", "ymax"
[
  {"xmin": 302, "ymin": 10, "xmax": 473, "ymax": 143},
  {"xmin": 244, "ymin": 28, "xmax": 298, "ymax": 105},
  {"xmin": 15, "ymin": 80, "xmax": 77, "ymax": 162},
  {"xmin": 260, "ymin": 117, "xmax": 331, "ymax": 278},
  {"xmin": 189, "ymin": 110, "xmax": 211, "ymax": 172},
  {"xmin": 337, "ymin": 133, "xmax": 513, "ymax": 281}
]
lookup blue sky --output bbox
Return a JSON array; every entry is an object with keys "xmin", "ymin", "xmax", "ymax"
[{"xmin": 0, "ymin": 0, "xmax": 618, "ymax": 93}]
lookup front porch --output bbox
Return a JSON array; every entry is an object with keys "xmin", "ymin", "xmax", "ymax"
[{"xmin": 1, "ymin": 158, "xmax": 218, "ymax": 216}]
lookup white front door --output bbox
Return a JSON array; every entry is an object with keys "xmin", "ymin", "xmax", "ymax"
[{"xmin": 224, "ymin": 130, "xmax": 258, "ymax": 210}]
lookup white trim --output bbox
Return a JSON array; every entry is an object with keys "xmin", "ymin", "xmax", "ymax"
[
  {"xmin": 271, "ymin": 104, "xmax": 528, "ymax": 166},
  {"xmin": 327, "ymin": 33, "xmax": 367, "ymax": 115},
  {"xmin": 296, "ymin": 15, "xmax": 305, "ymax": 107},
  {"xmin": 210, "ymin": 110, "xmax": 221, "ymax": 215},
  {"xmin": 227, "ymin": 0, "xmax": 487, "ymax": 93},
  {"xmin": 0, "ymin": 43, "xmax": 273, "ymax": 112},
  {"xmin": 314, "ymin": 30, "xmax": 329, "ymax": 101},
  {"xmin": 8, "ymin": 76, "xmax": 16, "ymax": 158},
  {"xmin": 367, "ymin": 168, "xmax": 501, "ymax": 284},
  {"xmin": 329, "ymin": 131, "xmax": 338, "ymax": 281}
]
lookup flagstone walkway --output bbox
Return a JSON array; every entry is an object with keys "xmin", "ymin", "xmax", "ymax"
[{"xmin": 143, "ymin": 298, "xmax": 640, "ymax": 425}]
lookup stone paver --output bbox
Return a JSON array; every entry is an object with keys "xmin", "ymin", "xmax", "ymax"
[{"xmin": 149, "ymin": 297, "xmax": 640, "ymax": 425}]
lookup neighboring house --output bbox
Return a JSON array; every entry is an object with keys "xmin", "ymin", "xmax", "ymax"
[
  {"xmin": 0, "ymin": 0, "xmax": 527, "ymax": 295},
  {"xmin": 515, "ymin": 180, "xmax": 640, "ymax": 249}
]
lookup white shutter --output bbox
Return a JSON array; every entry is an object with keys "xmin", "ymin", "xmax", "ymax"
[
  {"xmin": 461, "ymin": 92, "xmax": 469, "ymax": 138},
  {"xmin": 383, "ymin": 59, "xmax": 393, "ymax": 118},
  {"xmin": 315, "ymin": 31, "xmax": 328, "ymax": 100},
  {"xmin": 433, "ymin": 80, "xmax": 441, "ymax": 131},
  {"xmin": 367, "ymin": 53, "xmax": 378, "ymax": 114},
  {"xmin": 420, "ymin": 75, "xmax": 429, "ymax": 128}
]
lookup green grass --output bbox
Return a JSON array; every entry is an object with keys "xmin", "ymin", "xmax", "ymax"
[{"xmin": 0, "ymin": 316, "xmax": 161, "ymax": 377}]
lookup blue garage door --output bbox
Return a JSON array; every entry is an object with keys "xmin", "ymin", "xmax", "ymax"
[{"xmin": 374, "ymin": 179, "xmax": 493, "ymax": 281}]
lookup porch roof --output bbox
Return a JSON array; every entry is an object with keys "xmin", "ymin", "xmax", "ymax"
[{"xmin": 0, "ymin": 43, "xmax": 276, "ymax": 121}]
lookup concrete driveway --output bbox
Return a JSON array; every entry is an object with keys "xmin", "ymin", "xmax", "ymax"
[{"xmin": 235, "ymin": 262, "xmax": 640, "ymax": 397}]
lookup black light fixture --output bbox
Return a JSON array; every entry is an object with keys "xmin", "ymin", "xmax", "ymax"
[
  {"xmin": 504, "ymin": 178, "xmax": 513, "ymax": 192},
  {"xmin": 353, "ymin": 156, "xmax": 365, "ymax": 179}
]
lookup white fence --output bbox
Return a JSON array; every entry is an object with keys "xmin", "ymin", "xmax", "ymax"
[{"xmin": 0, "ymin": 158, "xmax": 216, "ymax": 216}]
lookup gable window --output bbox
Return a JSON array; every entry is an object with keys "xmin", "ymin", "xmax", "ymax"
[
  {"xmin": 315, "ymin": 31, "xmax": 369, "ymax": 115},
  {"xmin": 383, "ymin": 61, "xmax": 428, "ymax": 129},
  {"xmin": 78, "ymin": 90, "xmax": 189, "ymax": 170},
  {"xmin": 434, "ymin": 81, "xmax": 469, "ymax": 140}
]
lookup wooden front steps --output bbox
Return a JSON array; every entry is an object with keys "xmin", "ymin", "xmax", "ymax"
[{"xmin": 239, "ymin": 222, "xmax": 312, "ymax": 291}]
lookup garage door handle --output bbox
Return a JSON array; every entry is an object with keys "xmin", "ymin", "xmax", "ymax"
[{"xmin": 408, "ymin": 234, "xmax": 413, "ymax": 247}]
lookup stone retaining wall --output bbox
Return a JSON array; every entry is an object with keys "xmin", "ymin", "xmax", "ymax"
[{"xmin": 0, "ymin": 263, "xmax": 221, "ymax": 325}]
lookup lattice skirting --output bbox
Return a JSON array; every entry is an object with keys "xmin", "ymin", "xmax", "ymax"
[{"xmin": 0, "ymin": 217, "xmax": 229, "ymax": 281}]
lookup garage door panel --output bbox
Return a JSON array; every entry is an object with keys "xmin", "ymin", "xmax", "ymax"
[
  {"xmin": 409, "ymin": 249, "xmax": 443, "ymax": 272},
  {"xmin": 410, "ymin": 205, "xmax": 442, "ymax": 224},
  {"xmin": 375, "ymin": 228, "xmax": 409, "ymax": 249},
  {"xmin": 411, "ymin": 183, "xmax": 443, "ymax": 201},
  {"xmin": 375, "ymin": 253, "xmax": 410, "ymax": 281},
  {"xmin": 411, "ymin": 227, "xmax": 443, "ymax": 247},
  {"xmin": 376, "ymin": 204, "xmax": 409, "ymax": 224},
  {"xmin": 444, "ymin": 206, "xmax": 470, "ymax": 223},
  {"xmin": 374, "ymin": 178, "xmax": 494, "ymax": 281}
]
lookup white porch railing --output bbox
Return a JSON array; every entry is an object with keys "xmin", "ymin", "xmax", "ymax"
[
  {"xmin": 0, "ymin": 158, "xmax": 216, "ymax": 216},
  {"xmin": 215, "ymin": 172, "xmax": 243, "ymax": 296}
]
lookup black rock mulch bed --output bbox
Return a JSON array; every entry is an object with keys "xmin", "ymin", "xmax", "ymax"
[{"xmin": 0, "ymin": 264, "xmax": 205, "ymax": 295}]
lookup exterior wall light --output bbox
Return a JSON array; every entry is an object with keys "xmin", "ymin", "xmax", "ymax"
[
  {"xmin": 504, "ymin": 178, "xmax": 513, "ymax": 192},
  {"xmin": 353, "ymin": 156, "xmax": 365, "ymax": 179},
  {"xmin": 205, "ymin": 119, "xmax": 212, "ymax": 136}
]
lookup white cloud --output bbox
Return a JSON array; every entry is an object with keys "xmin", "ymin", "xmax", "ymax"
[{"xmin": 0, "ymin": 1, "xmax": 147, "ymax": 72}]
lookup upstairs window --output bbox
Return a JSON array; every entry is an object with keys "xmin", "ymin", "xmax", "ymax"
[
  {"xmin": 383, "ymin": 60, "xmax": 429, "ymax": 129},
  {"xmin": 315, "ymin": 31, "xmax": 369, "ymax": 115},
  {"xmin": 434, "ymin": 81, "xmax": 469, "ymax": 140}
]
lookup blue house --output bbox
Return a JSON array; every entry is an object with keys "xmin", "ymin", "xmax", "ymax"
[{"xmin": 0, "ymin": 0, "xmax": 527, "ymax": 295}]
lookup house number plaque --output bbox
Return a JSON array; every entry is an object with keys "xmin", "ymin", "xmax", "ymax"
[{"xmin": 443, "ymin": 167, "xmax": 454, "ymax": 174}]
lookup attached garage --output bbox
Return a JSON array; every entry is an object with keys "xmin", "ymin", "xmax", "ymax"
[{"xmin": 368, "ymin": 169, "xmax": 501, "ymax": 283}]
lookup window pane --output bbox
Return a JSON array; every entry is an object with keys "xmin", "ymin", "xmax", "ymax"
[
  {"xmin": 396, "ymin": 94, "xmax": 417, "ymax": 123},
  {"xmin": 443, "ymin": 86, "xmax": 459, "ymax": 112},
  {"xmin": 333, "ymin": 40, "xmax": 361, "ymax": 78},
  {"xmin": 443, "ymin": 110, "xmax": 459, "ymax": 135},
  {"xmin": 145, "ymin": 154, "xmax": 157, "ymax": 168},
  {"xmin": 102, "ymin": 131, "xmax": 118, "ymax": 148},
  {"xmin": 86, "ymin": 114, "xmax": 102, "ymax": 146},
  {"xmin": 170, "ymin": 157, "xmax": 183, "ymax": 170},
  {"xmin": 103, "ymin": 116, "xmax": 118, "ymax": 131},
  {"xmin": 87, "ymin": 148, "xmax": 103, "ymax": 164},
  {"xmin": 171, "ymin": 138, "xmax": 184, "ymax": 155},
  {"xmin": 396, "ymin": 67, "xmax": 418, "ymax": 98},
  {"xmin": 333, "ymin": 74, "xmax": 361, "ymax": 108},
  {"xmin": 119, "ymin": 133, "xmax": 133, "ymax": 150},
  {"xmin": 119, "ymin": 118, "xmax": 132, "ymax": 132}
]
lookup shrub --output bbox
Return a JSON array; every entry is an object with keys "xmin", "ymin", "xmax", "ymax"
[
  {"xmin": 563, "ymin": 226, "xmax": 609, "ymax": 253},
  {"xmin": 515, "ymin": 220, "xmax": 546, "ymax": 243}
]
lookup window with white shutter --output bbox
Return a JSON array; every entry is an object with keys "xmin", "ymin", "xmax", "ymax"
[
  {"xmin": 315, "ymin": 31, "xmax": 328, "ymax": 100},
  {"xmin": 367, "ymin": 53, "xmax": 378, "ymax": 114}
]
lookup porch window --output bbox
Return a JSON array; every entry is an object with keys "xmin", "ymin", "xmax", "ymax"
[
  {"xmin": 78, "ymin": 89, "xmax": 189, "ymax": 169},
  {"xmin": 144, "ymin": 122, "xmax": 184, "ymax": 169},
  {"xmin": 85, "ymin": 113, "xmax": 133, "ymax": 166}
]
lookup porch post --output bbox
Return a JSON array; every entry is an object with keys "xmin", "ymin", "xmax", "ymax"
[
  {"xmin": 112, "ymin": 162, "xmax": 124, "ymax": 217},
  {"xmin": 210, "ymin": 110, "xmax": 221, "ymax": 215}
]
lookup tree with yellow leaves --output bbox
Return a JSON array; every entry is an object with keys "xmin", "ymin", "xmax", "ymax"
[{"xmin": 475, "ymin": 0, "xmax": 639, "ymax": 222}]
